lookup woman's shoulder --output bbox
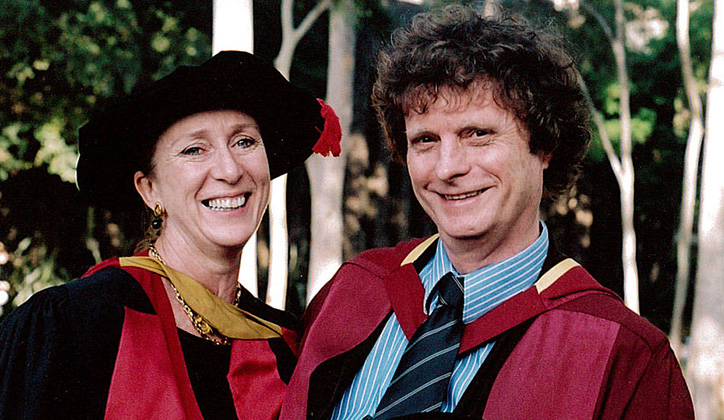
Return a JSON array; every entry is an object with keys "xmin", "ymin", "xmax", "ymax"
[
  {"xmin": 0, "ymin": 266, "xmax": 151, "ymax": 419},
  {"xmin": 0, "ymin": 266, "xmax": 153, "ymax": 337},
  {"xmin": 66, "ymin": 265, "xmax": 154, "ymax": 313},
  {"xmin": 0, "ymin": 282, "xmax": 73, "ymax": 338}
]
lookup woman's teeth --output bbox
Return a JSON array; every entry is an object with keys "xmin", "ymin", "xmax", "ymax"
[{"xmin": 204, "ymin": 195, "xmax": 247, "ymax": 210}]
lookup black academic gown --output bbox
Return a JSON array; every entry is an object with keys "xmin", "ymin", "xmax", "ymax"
[{"xmin": 0, "ymin": 259, "xmax": 298, "ymax": 420}]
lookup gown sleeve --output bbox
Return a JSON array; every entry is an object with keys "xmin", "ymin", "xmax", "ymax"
[
  {"xmin": 619, "ymin": 344, "xmax": 694, "ymax": 419},
  {"xmin": 0, "ymin": 286, "xmax": 76, "ymax": 420}
]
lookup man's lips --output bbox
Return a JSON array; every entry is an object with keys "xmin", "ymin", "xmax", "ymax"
[
  {"xmin": 202, "ymin": 193, "xmax": 250, "ymax": 211},
  {"xmin": 440, "ymin": 188, "xmax": 489, "ymax": 201}
]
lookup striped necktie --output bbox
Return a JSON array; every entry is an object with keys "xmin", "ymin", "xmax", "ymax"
[{"xmin": 374, "ymin": 272, "xmax": 465, "ymax": 419}]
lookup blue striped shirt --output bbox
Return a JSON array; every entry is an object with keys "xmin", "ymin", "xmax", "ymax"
[{"xmin": 330, "ymin": 223, "xmax": 549, "ymax": 419}]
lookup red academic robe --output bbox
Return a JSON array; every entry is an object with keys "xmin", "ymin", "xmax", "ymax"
[{"xmin": 281, "ymin": 237, "xmax": 694, "ymax": 420}]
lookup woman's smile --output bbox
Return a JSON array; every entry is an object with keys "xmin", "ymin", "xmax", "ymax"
[
  {"xmin": 203, "ymin": 193, "xmax": 251, "ymax": 211},
  {"xmin": 135, "ymin": 109, "xmax": 271, "ymax": 252}
]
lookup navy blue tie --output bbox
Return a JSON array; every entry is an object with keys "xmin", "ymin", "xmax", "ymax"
[{"xmin": 374, "ymin": 272, "xmax": 465, "ymax": 419}]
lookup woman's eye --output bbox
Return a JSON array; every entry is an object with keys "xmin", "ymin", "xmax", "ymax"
[
  {"xmin": 180, "ymin": 146, "xmax": 203, "ymax": 156},
  {"xmin": 235, "ymin": 137, "xmax": 256, "ymax": 148}
]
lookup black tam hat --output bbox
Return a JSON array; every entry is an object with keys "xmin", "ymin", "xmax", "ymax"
[{"xmin": 76, "ymin": 51, "xmax": 341, "ymax": 211}]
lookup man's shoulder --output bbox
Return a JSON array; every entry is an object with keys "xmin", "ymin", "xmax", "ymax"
[
  {"xmin": 304, "ymin": 237, "xmax": 430, "ymax": 319},
  {"xmin": 343, "ymin": 237, "xmax": 431, "ymax": 277},
  {"xmin": 552, "ymin": 268, "xmax": 670, "ymax": 352}
]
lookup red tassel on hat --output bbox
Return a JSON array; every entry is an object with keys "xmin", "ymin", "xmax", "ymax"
[{"xmin": 312, "ymin": 98, "xmax": 342, "ymax": 157}]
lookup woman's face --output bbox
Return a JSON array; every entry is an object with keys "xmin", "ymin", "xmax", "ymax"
[{"xmin": 135, "ymin": 110, "xmax": 270, "ymax": 253}]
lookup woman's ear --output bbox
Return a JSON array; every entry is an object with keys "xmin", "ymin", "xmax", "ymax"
[{"xmin": 134, "ymin": 171, "xmax": 156, "ymax": 210}]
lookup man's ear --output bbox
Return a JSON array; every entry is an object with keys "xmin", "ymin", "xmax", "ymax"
[
  {"xmin": 134, "ymin": 171, "xmax": 156, "ymax": 210},
  {"xmin": 540, "ymin": 152, "xmax": 552, "ymax": 170}
]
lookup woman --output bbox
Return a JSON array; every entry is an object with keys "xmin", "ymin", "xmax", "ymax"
[{"xmin": 0, "ymin": 51, "xmax": 341, "ymax": 420}]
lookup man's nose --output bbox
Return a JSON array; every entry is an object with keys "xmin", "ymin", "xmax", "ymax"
[{"xmin": 435, "ymin": 138, "xmax": 471, "ymax": 181}]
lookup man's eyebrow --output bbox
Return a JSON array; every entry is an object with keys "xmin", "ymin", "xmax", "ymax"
[{"xmin": 406, "ymin": 128, "xmax": 436, "ymax": 139}]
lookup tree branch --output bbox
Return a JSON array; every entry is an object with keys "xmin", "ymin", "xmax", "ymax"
[
  {"xmin": 293, "ymin": 0, "xmax": 333, "ymax": 43},
  {"xmin": 578, "ymin": 74, "xmax": 624, "ymax": 181},
  {"xmin": 581, "ymin": 2, "xmax": 615, "ymax": 45}
]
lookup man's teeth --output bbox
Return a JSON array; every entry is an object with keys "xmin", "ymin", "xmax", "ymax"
[
  {"xmin": 444, "ymin": 190, "xmax": 483, "ymax": 200},
  {"xmin": 206, "ymin": 195, "xmax": 247, "ymax": 210}
]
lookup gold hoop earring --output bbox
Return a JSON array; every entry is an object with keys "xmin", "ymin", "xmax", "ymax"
[{"xmin": 151, "ymin": 202, "xmax": 165, "ymax": 231}]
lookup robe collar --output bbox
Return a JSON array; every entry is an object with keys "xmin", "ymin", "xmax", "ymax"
[{"xmin": 384, "ymin": 236, "xmax": 614, "ymax": 354}]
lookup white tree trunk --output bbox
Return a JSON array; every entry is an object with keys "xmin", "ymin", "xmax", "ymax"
[
  {"xmin": 689, "ymin": 0, "xmax": 724, "ymax": 416},
  {"xmin": 213, "ymin": 0, "xmax": 258, "ymax": 297},
  {"xmin": 482, "ymin": 0, "xmax": 499, "ymax": 17},
  {"xmin": 670, "ymin": 0, "xmax": 705, "ymax": 355},
  {"xmin": 213, "ymin": 0, "xmax": 254, "ymax": 54},
  {"xmin": 612, "ymin": 0, "xmax": 640, "ymax": 314},
  {"xmin": 305, "ymin": 0, "xmax": 354, "ymax": 302},
  {"xmin": 580, "ymin": 0, "xmax": 640, "ymax": 313},
  {"xmin": 267, "ymin": 176, "xmax": 289, "ymax": 309},
  {"xmin": 267, "ymin": 44, "xmax": 292, "ymax": 309},
  {"xmin": 266, "ymin": 0, "xmax": 332, "ymax": 309}
]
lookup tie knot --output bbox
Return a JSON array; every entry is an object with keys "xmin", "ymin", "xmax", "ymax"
[{"xmin": 428, "ymin": 272, "xmax": 464, "ymax": 311}]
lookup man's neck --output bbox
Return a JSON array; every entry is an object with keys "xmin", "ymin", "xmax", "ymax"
[{"xmin": 440, "ymin": 222, "xmax": 541, "ymax": 275}]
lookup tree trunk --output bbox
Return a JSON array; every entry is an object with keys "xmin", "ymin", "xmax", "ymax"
[
  {"xmin": 688, "ymin": 0, "xmax": 724, "ymax": 416},
  {"xmin": 580, "ymin": 0, "xmax": 640, "ymax": 313},
  {"xmin": 267, "ymin": 0, "xmax": 331, "ymax": 309},
  {"xmin": 612, "ymin": 0, "xmax": 639, "ymax": 314},
  {"xmin": 670, "ymin": 0, "xmax": 705, "ymax": 355},
  {"xmin": 212, "ymin": 0, "xmax": 253, "ymax": 54},
  {"xmin": 212, "ymin": 0, "xmax": 258, "ymax": 297},
  {"xmin": 211, "ymin": 0, "xmax": 259, "ymax": 296},
  {"xmin": 305, "ymin": 0, "xmax": 354, "ymax": 302}
]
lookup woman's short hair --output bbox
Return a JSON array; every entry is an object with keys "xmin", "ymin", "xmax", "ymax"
[{"xmin": 372, "ymin": 5, "xmax": 591, "ymax": 199}]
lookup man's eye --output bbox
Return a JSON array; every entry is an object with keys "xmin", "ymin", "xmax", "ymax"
[
  {"xmin": 411, "ymin": 135, "xmax": 435, "ymax": 144},
  {"xmin": 469, "ymin": 129, "xmax": 490, "ymax": 138}
]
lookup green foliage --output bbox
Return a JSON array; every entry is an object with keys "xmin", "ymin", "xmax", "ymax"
[
  {"xmin": 0, "ymin": 0, "xmax": 211, "ymax": 315},
  {"xmin": 4, "ymin": 236, "xmax": 68, "ymax": 308},
  {"xmin": 0, "ymin": 0, "xmax": 212, "ymax": 183},
  {"xmin": 498, "ymin": 0, "xmax": 711, "ymax": 329}
]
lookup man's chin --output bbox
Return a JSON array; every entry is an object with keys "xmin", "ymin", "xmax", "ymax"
[{"xmin": 437, "ymin": 225, "xmax": 491, "ymax": 241}]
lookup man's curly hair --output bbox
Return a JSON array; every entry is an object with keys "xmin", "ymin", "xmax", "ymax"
[{"xmin": 371, "ymin": 5, "xmax": 591, "ymax": 199}]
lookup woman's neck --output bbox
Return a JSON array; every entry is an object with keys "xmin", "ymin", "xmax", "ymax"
[{"xmin": 152, "ymin": 235, "xmax": 242, "ymax": 304}]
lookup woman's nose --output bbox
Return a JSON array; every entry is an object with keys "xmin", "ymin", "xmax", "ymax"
[{"xmin": 211, "ymin": 148, "xmax": 243, "ymax": 183}]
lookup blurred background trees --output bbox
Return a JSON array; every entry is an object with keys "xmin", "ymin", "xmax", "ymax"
[
  {"xmin": 0, "ymin": 0, "xmax": 213, "ymax": 313},
  {"xmin": 0, "ymin": 0, "xmax": 720, "ymax": 414}
]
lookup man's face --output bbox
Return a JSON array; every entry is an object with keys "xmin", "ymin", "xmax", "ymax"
[{"xmin": 405, "ymin": 86, "xmax": 549, "ymax": 268}]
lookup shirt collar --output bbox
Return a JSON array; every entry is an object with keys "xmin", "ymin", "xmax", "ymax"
[{"xmin": 419, "ymin": 222, "xmax": 549, "ymax": 323}]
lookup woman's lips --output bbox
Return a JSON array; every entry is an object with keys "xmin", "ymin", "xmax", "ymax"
[{"xmin": 202, "ymin": 193, "xmax": 250, "ymax": 211}]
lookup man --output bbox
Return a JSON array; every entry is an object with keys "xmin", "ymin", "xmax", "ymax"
[{"xmin": 282, "ymin": 6, "xmax": 693, "ymax": 420}]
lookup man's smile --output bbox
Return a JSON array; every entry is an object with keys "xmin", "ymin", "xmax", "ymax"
[{"xmin": 441, "ymin": 188, "xmax": 489, "ymax": 201}]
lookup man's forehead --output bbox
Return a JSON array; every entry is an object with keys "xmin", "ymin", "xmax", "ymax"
[{"xmin": 402, "ymin": 79, "xmax": 503, "ymax": 116}]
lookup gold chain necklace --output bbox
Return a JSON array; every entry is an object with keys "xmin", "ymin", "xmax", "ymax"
[{"xmin": 148, "ymin": 243, "xmax": 241, "ymax": 346}]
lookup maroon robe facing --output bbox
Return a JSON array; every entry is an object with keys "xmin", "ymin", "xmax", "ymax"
[{"xmin": 281, "ymin": 237, "xmax": 693, "ymax": 420}]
